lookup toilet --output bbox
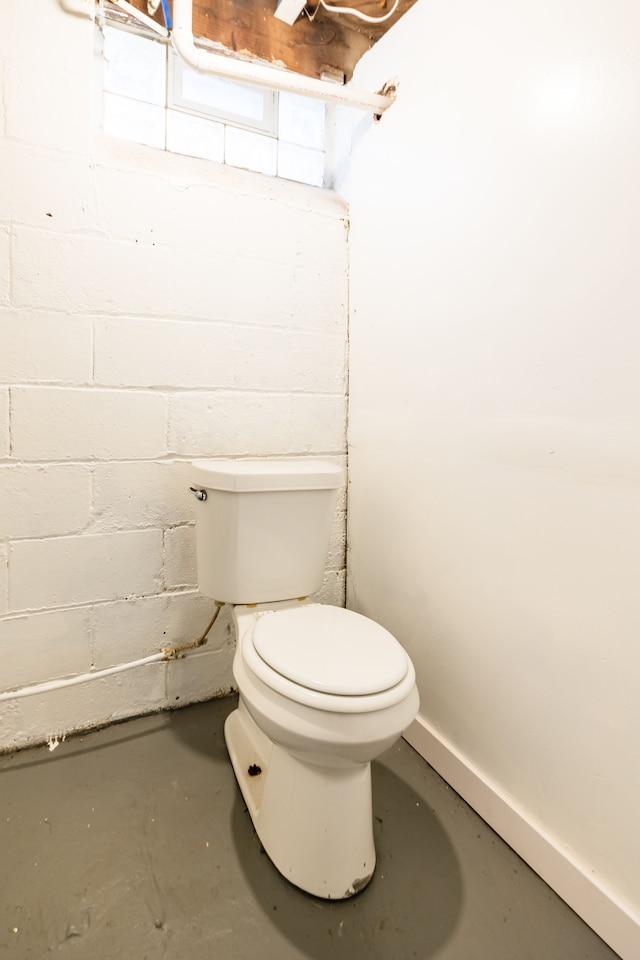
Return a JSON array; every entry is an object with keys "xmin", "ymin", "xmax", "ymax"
[{"xmin": 189, "ymin": 458, "xmax": 419, "ymax": 899}]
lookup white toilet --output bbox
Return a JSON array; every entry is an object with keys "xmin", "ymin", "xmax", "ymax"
[{"xmin": 189, "ymin": 458, "xmax": 419, "ymax": 899}]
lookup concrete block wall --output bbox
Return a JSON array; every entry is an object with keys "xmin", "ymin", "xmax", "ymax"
[{"xmin": 0, "ymin": 0, "xmax": 349, "ymax": 751}]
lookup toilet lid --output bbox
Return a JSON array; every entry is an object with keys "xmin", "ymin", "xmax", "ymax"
[{"xmin": 252, "ymin": 605, "xmax": 409, "ymax": 696}]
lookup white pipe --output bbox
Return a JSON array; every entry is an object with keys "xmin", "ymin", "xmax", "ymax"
[
  {"xmin": 0, "ymin": 603, "xmax": 224, "ymax": 704},
  {"xmin": 58, "ymin": 0, "xmax": 95, "ymax": 17},
  {"xmin": 171, "ymin": 0, "xmax": 395, "ymax": 115},
  {"xmin": 0, "ymin": 652, "xmax": 166, "ymax": 703}
]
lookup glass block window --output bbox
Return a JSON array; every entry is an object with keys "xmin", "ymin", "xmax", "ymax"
[{"xmin": 99, "ymin": 23, "xmax": 329, "ymax": 189}]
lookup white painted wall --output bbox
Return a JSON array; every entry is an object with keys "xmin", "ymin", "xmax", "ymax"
[
  {"xmin": 0, "ymin": 0, "xmax": 348, "ymax": 751},
  {"xmin": 344, "ymin": 0, "xmax": 640, "ymax": 955}
]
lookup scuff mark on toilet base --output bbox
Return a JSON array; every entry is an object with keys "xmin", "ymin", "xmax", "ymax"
[{"xmin": 344, "ymin": 873, "xmax": 373, "ymax": 898}]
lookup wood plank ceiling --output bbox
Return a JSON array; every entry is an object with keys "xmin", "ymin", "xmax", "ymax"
[{"xmin": 115, "ymin": 0, "xmax": 418, "ymax": 82}]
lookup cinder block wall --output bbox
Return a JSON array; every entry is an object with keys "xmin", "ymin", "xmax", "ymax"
[{"xmin": 0, "ymin": 1, "xmax": 348, "ymax": 750}]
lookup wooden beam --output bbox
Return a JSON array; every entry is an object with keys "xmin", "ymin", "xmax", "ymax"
[{"xmin": 119, "ymin": 0, "xmax": 417, "ymax": 82}]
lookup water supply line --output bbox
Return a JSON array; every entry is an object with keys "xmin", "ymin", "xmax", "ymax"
[
  {"xmin": 0, "ymin": 602, "xmax": 225, "ymax": 704},
  {"xmin": 163, "ymin": 600, "xmax": 224, "ymax": 659},
  {"xmin": 171, "ymin": 0, "xmax": 396, "ymax": 116}
]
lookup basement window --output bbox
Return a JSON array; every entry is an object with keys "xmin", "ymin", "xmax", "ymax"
[
  {"xmin": 170, "ymin": 57, "xmax": 278, "ymax": 136},
  {"xmin": 99, "ymin": 23, "xmax": 328, "ymax": 188}
]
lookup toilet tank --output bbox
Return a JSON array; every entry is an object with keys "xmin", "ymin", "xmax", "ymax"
[{"xmin": 190, "ymin": 459, "xmax": 344, "ymax": 604}]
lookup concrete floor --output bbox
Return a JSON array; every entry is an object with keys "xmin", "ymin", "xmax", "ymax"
[{"xmin": 0, "ymin": 695, "xmax": 621, "ymax": 960}]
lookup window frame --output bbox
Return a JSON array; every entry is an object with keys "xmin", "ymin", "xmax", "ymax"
[{"xmin": 168, "ymin": 52, "xmax": 279, "ymax": 138}]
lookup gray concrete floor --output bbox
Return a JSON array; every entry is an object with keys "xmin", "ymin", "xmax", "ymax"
[{"xmin": 0, "ymin": 695, "xmax": 621, "ymax": 960}]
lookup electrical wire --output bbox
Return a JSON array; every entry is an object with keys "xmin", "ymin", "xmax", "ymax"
[{"xmin": 319, "ymin": 0, "xmax": 399, "ymax": 24}]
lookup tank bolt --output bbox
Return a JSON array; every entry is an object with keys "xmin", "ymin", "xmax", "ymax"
[{"xmin": 189, "ymin": 487, "xmax": 207, "ymax": 501}]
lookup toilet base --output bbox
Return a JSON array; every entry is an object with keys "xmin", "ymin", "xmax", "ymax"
[{"xmin": 224, "ymin": 699, "xmax": 376, "ymax": 899}]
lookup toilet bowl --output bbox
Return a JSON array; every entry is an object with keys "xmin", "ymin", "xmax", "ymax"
[
  {"xmin": 189, "ymin": 457, "xmax": 419, "ymax": 899},
  {"xmin": 224, "ymin": 600, "xmax": 420, "ymax": 899}
]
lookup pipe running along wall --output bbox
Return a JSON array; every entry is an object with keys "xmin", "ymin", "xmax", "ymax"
[
  {"xmin": 170, "ymin": 0, "xmax": 396, "ymax": 115},
  {"xmin": 0, "ymin": 604, "xmax": 225, "ymax": 704},
  {"xmin": 59, "ymin": 0, "xmax": 396, "ymax": 114}
]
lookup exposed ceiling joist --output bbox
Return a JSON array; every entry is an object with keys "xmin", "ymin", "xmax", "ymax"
[{"xmin": 116, "ymin": 0, "xmax": 417, "ymax": 82}]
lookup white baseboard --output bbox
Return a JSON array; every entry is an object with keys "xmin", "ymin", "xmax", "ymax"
[{"xmin": 403, "ymin": 713, "xmax": 640, "ymax": 960}]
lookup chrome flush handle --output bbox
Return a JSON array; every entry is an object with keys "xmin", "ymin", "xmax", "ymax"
[{"xmin": 189, "ymin": 486, "xmax": 207, "ymax": 501}]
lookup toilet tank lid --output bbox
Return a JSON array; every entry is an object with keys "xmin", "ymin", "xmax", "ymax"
[
  {"xmin": 252, "ymin": 605, "xmax": 409, "ymax": 696},
  {"xmin": 191, "ymin": 459, "xmax": 343, "ymax": 492}
]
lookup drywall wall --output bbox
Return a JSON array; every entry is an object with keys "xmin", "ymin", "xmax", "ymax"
[
  {"xmin": 343, "ymin": 1, "xmax": 640, "ymax": 956},
  {"xmin": 0, "ymin": 0, "xmax": 348, "ymax": 750}
]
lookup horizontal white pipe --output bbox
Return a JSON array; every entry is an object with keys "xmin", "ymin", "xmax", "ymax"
[
  {"xmin": 171, "ymin": 0, "xmax": 395, "ymax": 115},
  {"xmin": 0, "ymin": 652, "xmax": 166, "ymax": 703}
]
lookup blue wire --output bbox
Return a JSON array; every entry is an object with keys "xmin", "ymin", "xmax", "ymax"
[{"xmin": 161, "ymin": 0, "xmax": 172, "ymax": 30}]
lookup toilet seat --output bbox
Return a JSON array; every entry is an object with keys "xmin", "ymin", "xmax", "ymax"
[
  {"xmin": 241, "ymin": 604, "xmax": 417, "ymax": 715},
  {"xmin": 254, "ymin": 605, "xmax": 408, "ymax": 695}
]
